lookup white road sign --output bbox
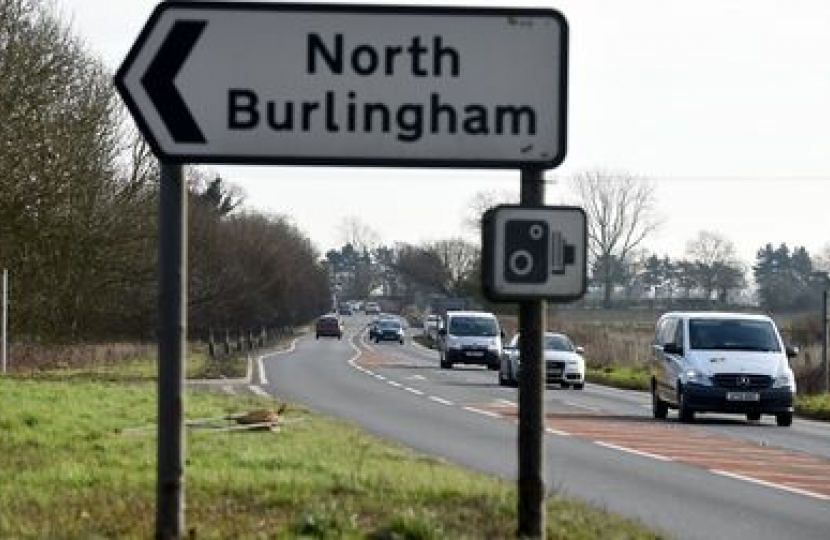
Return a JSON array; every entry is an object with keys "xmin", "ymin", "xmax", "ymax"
[
  {"xmin": 482, "ymin": 205, "xmax": 586, "ymax": 301},
  {"xmin": 115, "ymin": 2, "xmax": 568, "ymax": 167}
]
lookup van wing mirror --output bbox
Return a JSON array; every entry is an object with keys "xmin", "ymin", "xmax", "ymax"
[
  {"xmin": 786, "ymin": 345, "xmax": 799, "ymax": 359},
  {"xmin": 438, "ymin": 328, "xmax": 446, "ymax": 336},
  {"xmin": 662, "ymin": 343, "xmax": 683, "ymax": 355}
]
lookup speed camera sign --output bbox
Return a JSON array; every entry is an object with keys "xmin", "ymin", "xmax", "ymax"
[{"xmin": 482, "ymin": 205, "xmax": 587, "ymax": 301}]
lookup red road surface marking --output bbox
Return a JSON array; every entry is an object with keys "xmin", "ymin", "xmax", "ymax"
[{"xmin": 477, "ymin": 402, "xmax": 830, "ymax": 499}]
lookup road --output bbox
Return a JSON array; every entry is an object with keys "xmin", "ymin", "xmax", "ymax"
[{"xmin": 254, "ymin": 314, "xmax": 830, "ymax": 540}]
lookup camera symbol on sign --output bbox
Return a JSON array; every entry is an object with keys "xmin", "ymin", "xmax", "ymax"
[{"xmin": 504, "ymin": 219, "xmax": 576, "ymax": 283}]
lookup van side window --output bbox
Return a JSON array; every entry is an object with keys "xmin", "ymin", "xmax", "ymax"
[{"xmin": 672, "ymin": 321, "xmax": 684, "ymax": 349}]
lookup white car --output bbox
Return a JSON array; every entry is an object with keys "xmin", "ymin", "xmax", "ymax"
[{"xmin": 499, "ymin": 332, "xmax": 585, "ymax": 389}]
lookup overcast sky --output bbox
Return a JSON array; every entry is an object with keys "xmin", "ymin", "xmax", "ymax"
[{"xmin": 57, "ymin": 0, "xmax": 830, "ymax": 266}]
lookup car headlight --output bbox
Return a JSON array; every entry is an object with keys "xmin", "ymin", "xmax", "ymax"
[
  {"xmin": 684, "ymin": 368, "xmax": 711, "ymax": 386},
  {"xmin": 773, "ymin": 371, "xmax": 794, "ymax": 389}
]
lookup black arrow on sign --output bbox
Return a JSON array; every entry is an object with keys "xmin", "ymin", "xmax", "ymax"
[{"xmin": 142, "ymin": 20, "xmax": 207, "ymax": 144}]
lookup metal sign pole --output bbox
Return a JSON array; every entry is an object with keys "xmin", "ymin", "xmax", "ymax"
[
  {"xmin": 517, "ymin": 167, "xmax": 547, "ymax": 538},
  {"xmin": 156, "ymin": 160, "xmax": 187, "ymax": 539}
]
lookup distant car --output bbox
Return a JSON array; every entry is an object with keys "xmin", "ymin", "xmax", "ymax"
[
  {"xmin": 499, "ymin": 332, "xmax": 585, "ymax": 389},
  {"xmin": 423, "ymin": 314, "xmax": 441, "ymax": 341},
  {"xmin": 364, "ymin": 301, "xmax": 380, "ymax": 315},
  {"xmin": 315, "ymin": 314, "xmax": 343, "ymax": 340},
  {"xmin": 338, "ymin": 303, "xmax": 353, "ymax": 316},
  {"xmin": 367, "ymin": 318, "xmax": 380, "ymax": 341},
  {"xmin": 374, "ymin": 318, "xmax": 405, "ymax": 344},
  {"xmin": 438, "ymin": 311, "xmax": 502, "ymax": 370}
]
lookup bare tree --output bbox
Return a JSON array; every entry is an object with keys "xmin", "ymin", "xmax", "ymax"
[
  {"xmin": 684, "ymin": 230, "xmax": 746, "ymax": 301},
  {"xmin": 338, "ymin": 216, "xmax": 380, "ymax": 255},
  {"xmin": 815, "ymin": 243, "xmax": 830, "ymax": 273},
  {"xmin": 462, "ymin": 189, "xmax": 518, "ymax": 235},
  {"xmin": 429, "ymin": 238, "xmax": 480, "ymax": 296},
  {"xmin": 570, "ymin": 170, "xmax": 662, "ymax": 307}
]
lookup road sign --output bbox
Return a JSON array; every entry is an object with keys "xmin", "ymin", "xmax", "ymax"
[
  {"xmin": 482, "ymin": 205, "xmax": 586, "ymax": 301},
  {"xmin": 115, "ymin": 2, "xmax": 568, "ymax": 168}
]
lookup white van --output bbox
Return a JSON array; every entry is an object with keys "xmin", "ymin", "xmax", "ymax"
[
  {"xmin": 438, "ymin": 311, "xmax": 502, "ymax": 370},
  {"xmin": 651, "ymin": 311, "xmax": 798, "ymax": 426}
]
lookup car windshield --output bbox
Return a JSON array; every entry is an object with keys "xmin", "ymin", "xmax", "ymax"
[
  {"xmin": 508, "ymin": 334, "xmax": 574, "ymax": 351},
  {"xmin": 545, "ymin": 335, "xmax": 574, "ymax": 352},
  {"xmin": 689, "ymin": 319, "xmax": 781, "ymax": 352},
  {"xmin": 379, "ymin": 320, "xmax": 401, "ymax": 329},
  {"xmin": 448, "ymin": 316, "xmax": 498, "ymax": 337}
]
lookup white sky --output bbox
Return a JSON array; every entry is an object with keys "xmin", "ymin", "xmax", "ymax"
[{"xmin": 57, "ymin": 0, "xmax": 830, "ymax": 265}]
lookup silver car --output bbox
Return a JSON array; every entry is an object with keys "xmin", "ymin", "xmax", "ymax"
[{"xmin": 499, "ymin": 332, "xmax": 586, "ymax": 389}]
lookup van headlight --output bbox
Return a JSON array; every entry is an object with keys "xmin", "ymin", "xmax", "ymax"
[
  {"xmin": 685, "ymin": 368, "xmax": 711, "ymax": 386},
  {"xmin": 773, "ymin": 372, "xmax": 794, "ymax": 389}
]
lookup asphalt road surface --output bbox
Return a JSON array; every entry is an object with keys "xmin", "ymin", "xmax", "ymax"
[{"xmin": 254, "ymin": 314, "xmax": 830, "ymax": 540}]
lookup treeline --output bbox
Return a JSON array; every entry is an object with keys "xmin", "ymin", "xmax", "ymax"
[
  {"xmin": 0, "ymin": 0, "xmax": 329, "ymax": 344},
  {"xmin": 327, "ymin": 231, "xmax": 829, "ymax": 316}
]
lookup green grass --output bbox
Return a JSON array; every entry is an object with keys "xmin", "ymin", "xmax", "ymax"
[
  {"xmin": 587, "ymin": 366, "xmax": 650, "ymax": 391},
  {"xmin": 0, "ymin": 372, "xmax": 666, "ymax": 539}
]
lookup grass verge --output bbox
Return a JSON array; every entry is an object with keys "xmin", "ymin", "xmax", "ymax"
[{"xmin": 0, "ymin": 375, "xmax": 666, "ymax": 539}]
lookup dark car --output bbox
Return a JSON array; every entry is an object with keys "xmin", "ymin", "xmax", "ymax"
[
  {"xmin": 374, "ymin": 318, "xmax": 405, "ymax": 344},
  {"xmin": 315, "ymin": 315, "xmax": 343, "ymax": 340},
  {"xmin": 368, "ymin": 319, "xmax": 380, "ymax": 341}
]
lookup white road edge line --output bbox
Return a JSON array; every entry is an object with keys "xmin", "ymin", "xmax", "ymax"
[
  {"xmin": 562, "ymin": 400, "xmax": 601, "ymax": 412},
  {"xmin": 545, "ymin": 427, "xmax": 571, "ymax": 436},
  {"xmin": 256, "ymin": 335, "xmax": 300, "ymax": 386},
  {"xmin": 249, "ymin": 385, "xmax": 270, "ymax": 398},
  {"xmin": 405, "ymin": 387, "xmax": 424, "ymax": 396},
  {"xmin": 711, "ymin": 469, "xmax": 830, "ymax": 501},
  {"xmin": 388, "ymin": 381, "xmax": 403, "ymax": 388},
  {"xmin": 595, "ymin": 441, "xmax": 673, "ymax": 462},
  {"xmin": 429, "ymin": 396, "xmax": 454, "ymax": 406},
  {"xmin": 463, "ymin": 406, "xmax": 503, "ymax": 419}
]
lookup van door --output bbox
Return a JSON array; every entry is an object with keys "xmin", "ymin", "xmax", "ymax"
[{"xmin": 653, "ymin": 316, "xmax": 684, "ymax": 403}]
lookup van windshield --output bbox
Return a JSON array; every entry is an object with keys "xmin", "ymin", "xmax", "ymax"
[
  {"xmin": 689, "ymin": 319, "xmax": 781, "ymax": 352},
  {"xmin": 449, "ymin": 316, "xmax": 498, "ymax": 337}
]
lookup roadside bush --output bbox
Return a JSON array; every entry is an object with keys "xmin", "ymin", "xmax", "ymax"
[{"xmin": 6, "ymin": 342, "xmax": 153, "ymax": 372}]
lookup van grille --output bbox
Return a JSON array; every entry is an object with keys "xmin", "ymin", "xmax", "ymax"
[{"xmin": 711, "ymin": 373, "xmax": 773, "ymax": 390}]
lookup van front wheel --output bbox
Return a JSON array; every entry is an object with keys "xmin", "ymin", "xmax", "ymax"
[
  {"xmin": 652, "ymin": 382, "xmax": 668, "ymax": 420},
  {"xmin": 678, "ymin": 386, "xmax": 694, "ymax": 423},
  {"xmin": 776, "ymin": 412, "xmax": 793, "ymax": 427}
]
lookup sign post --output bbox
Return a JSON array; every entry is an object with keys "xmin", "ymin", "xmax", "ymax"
[
  {"xmin": 117, "ymin": 3, "xmax": 568, "ymax": 538},
  {"xmin": 518, "ymin": 168, "xmax": 547, "ymax": 537},
  {"xmin": 156, "ymin": 161, "xmax": 187, "ymax": 539},
  {"xmin": 482, "ymin": 198, "xmax": 586, "ymax": 538}
]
